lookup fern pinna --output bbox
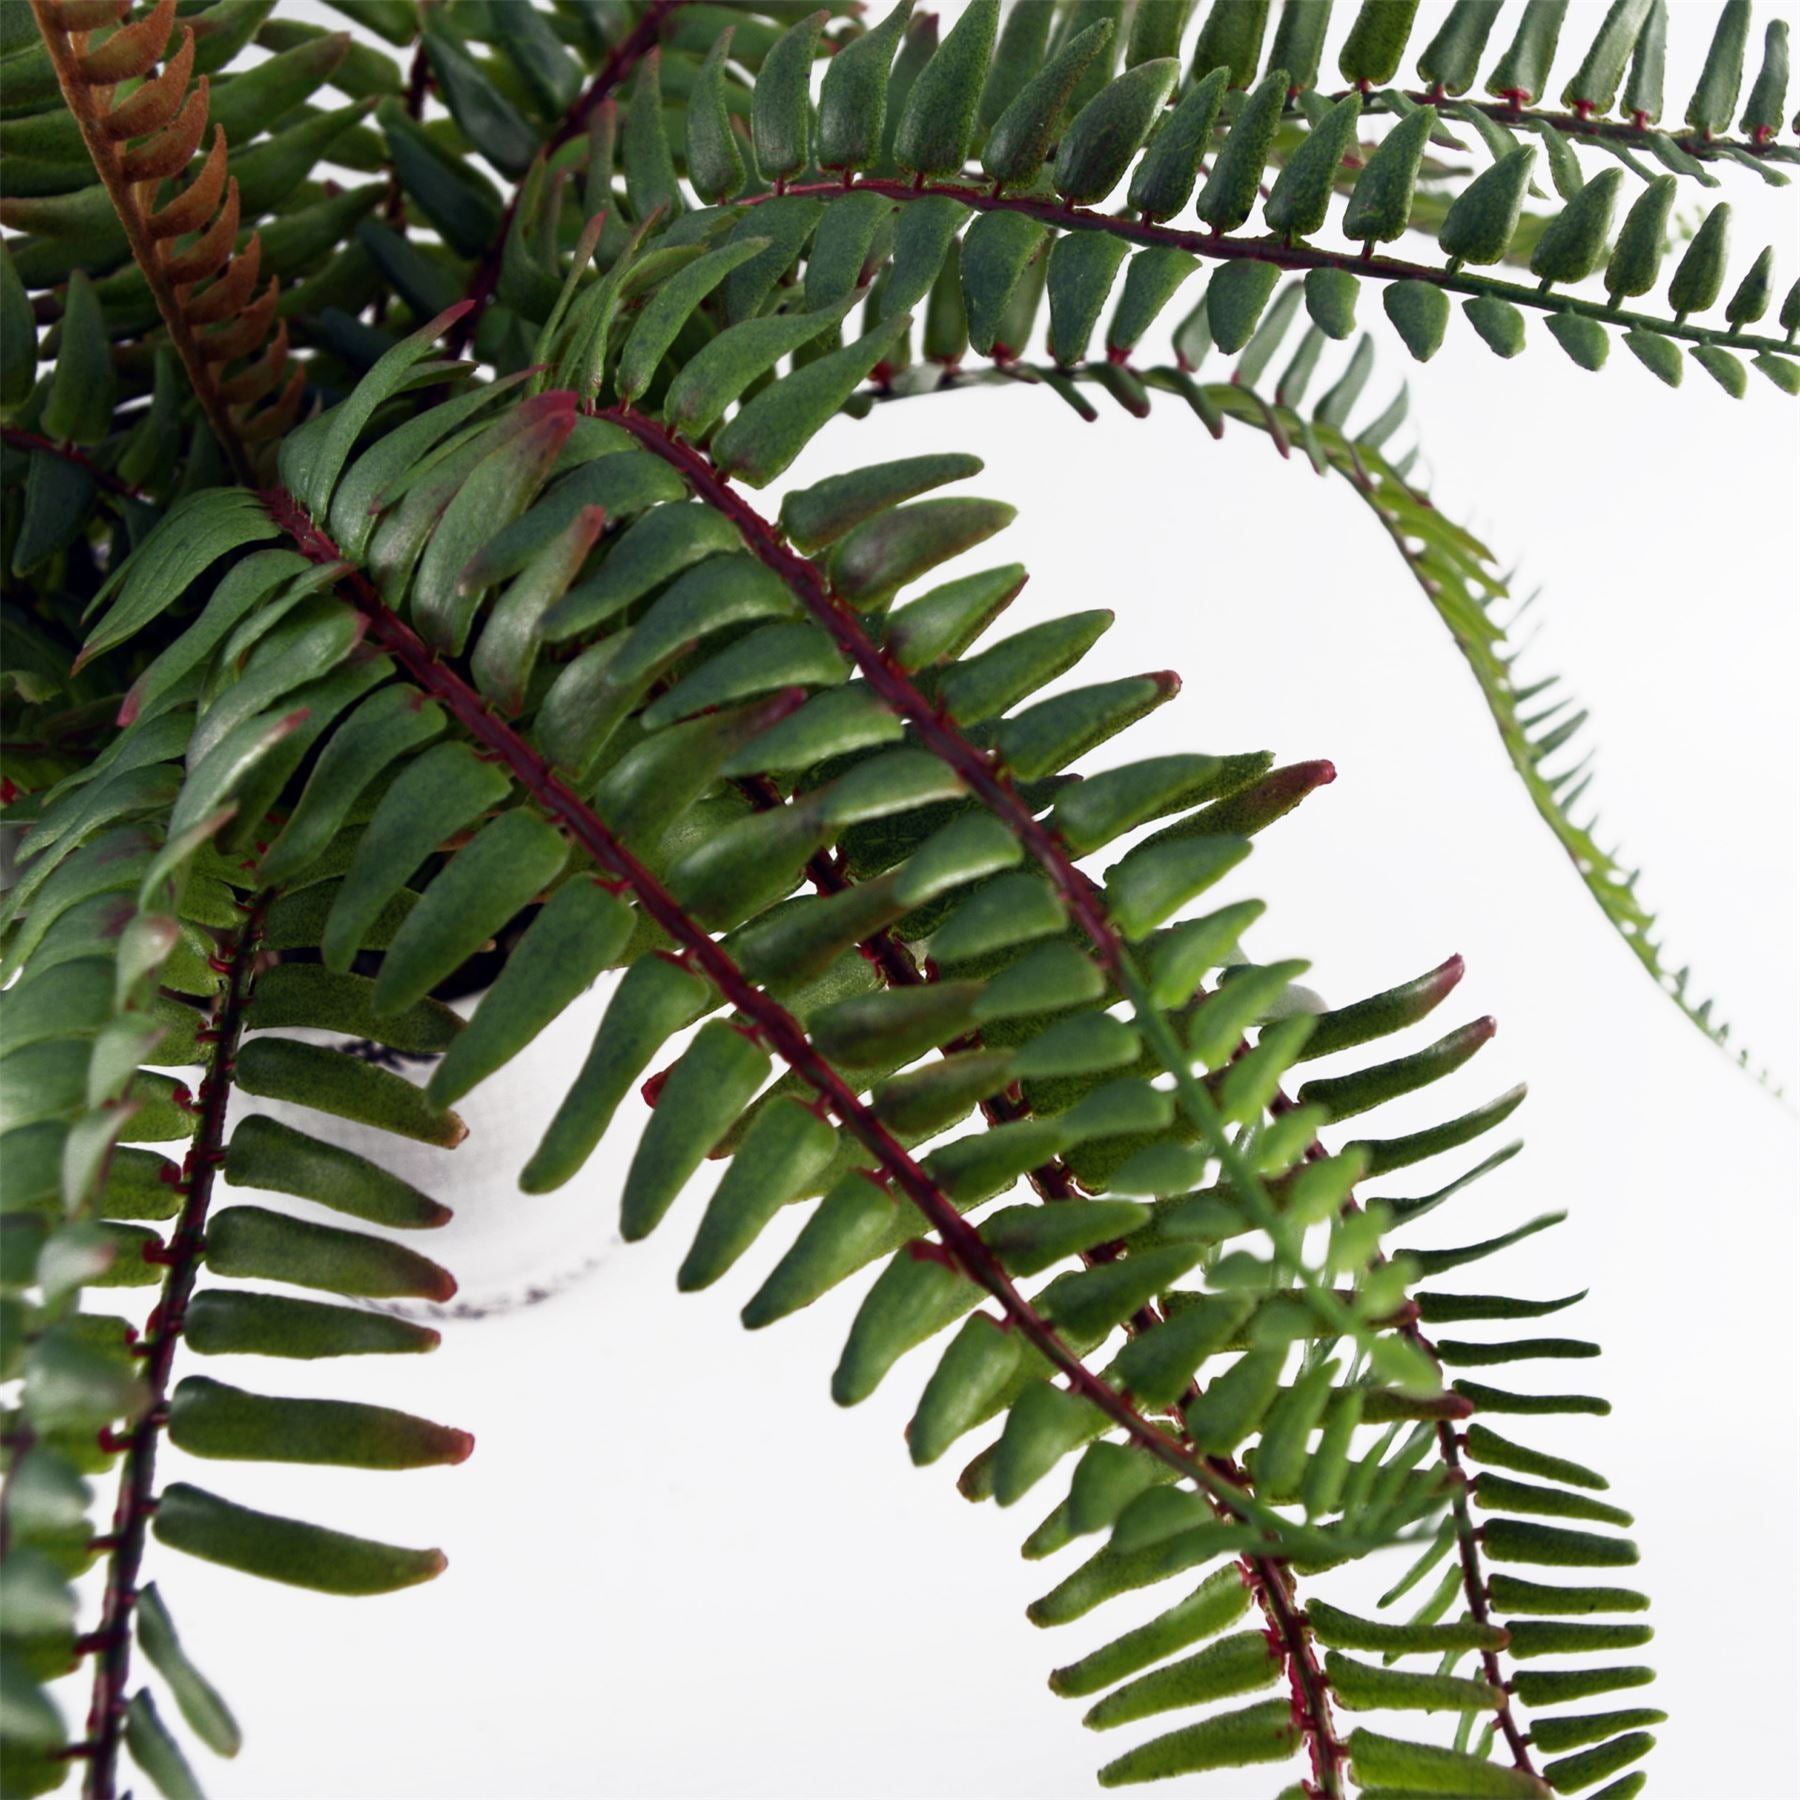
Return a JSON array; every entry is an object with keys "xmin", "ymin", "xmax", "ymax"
[{"xmin": 2, "ymin": 0, "xmax": 1790, "ymax": 1796}]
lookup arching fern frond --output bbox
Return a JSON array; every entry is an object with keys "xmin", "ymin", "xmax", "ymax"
[
  {"xmin": 1, "ymin": 320, "xmax": 1659, "ymax": 1794},
  {"xmin": 847, "ymin": 298, "xmax": 1782, "ymax": 1089},
  {"xmin": 559, "ymin": 0, "xmax": 1800, "ymax": 396}
]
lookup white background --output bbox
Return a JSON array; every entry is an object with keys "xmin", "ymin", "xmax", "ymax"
[{"xmin": 68, "ymin": 3, "xmax": 1800, "ymax": 1796}]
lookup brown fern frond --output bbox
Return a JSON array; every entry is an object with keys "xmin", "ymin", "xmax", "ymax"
[{"xmin": 28, "ymin": 0, "xmax": 300, "ymax": 484}]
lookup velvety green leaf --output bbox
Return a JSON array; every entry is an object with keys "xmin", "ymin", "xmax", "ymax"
[
  {"xmin": 154, "ymin": 1482, "xmax": 446, "ymax": 1595},
  {"xmin": 1106, "ymin": 833, "xmax": 1250, "ymax": 939},
  {"xmin": 993, "ymin": 1379, "xmax": 1107, "ymax": 1506},
  {"xmin": 1439, "ymin": 145, "xmax": 1535, "ymax": 266},
  {"xmin": 1050, "ymin": 1565, "xmax": 1253, "ymax": 1696},
  {"xmin": 523, "ymin": 955, "xmax": 712, "ymax": 1193},
  {"xmin": 819, "ymin": 0, "xmax": 915, "ymax": 172},
  {"xmin": 206, "ymin": 1203, "xmax": 456, "ymax": 1301},
  {"xmin": 1266, "ymin": 94, "xmax": 1364, "ymax": 240},
  {"xmin": 1096, "ymin": 1698, "xmax": 1300, "ymax": 1785},
  {"xmin": 132, "ymin": 1583, "xmax": 241, "ymax": 1758},
  {"xmin": 41, "ymin": 272, "xmax": 113, "ymax": 447},
  {"xmin": 293, "ymin": 303, "xmax": 477, "ymax": 518},
  {"xmin": 246, "ymin": 965, "xmax": 459, "ymax": 1058},
  {"xmin": 80, "ymin": 491, "xmax": 281, "ymax": 671},
  {"xmin": 1342, "ymin": 105, "xmax": 1437, "ymax": 245},
  {"xmin": 894, "ymin": 0, "xmax": 998, "ymax": 175},
  {"xmin": 0, "ymin": 241, "xmax": 36, "ymax": 409},
  {"xmin": 833, "ymin": 1245, "xmax": 974, "ymax": 1405},
  {"xmin": 1046, "ymin": 232, "xmax": 1131, "ymax": 365},
  {"xmin": 1207, "ymin": 260, "xmax": 1282, "ymax": 355},
  {"xmin": 373, "ymin": 811, "xmax": 568, "ymax": 1016},
  {"xmin": 781, "ymin": 454, "xmax": 982, "ymax": 554},
  {"xmin": 1195, "ymin": 68, "xmax": 1288, "ymax": 233},
  {"xmin": 1055, "ymin": 58, "xmax": 1178, "ymax": 204},
  {"xmin": 662, "ymin": 302, "xmax": 844, "ymax": 438},
  {"xmin": 410, "ymin": 396, "xmax": 575, "ymax": 653},
  {"xmin": 124, "ymin": 1687, "xmax": 202, "ymax": 1800},
  {"xmin": 321, "ymin": 741, "xmax": 511, "ymax": 972},
  {"xmin": 225, "ymin": 1115, "xmax": 450, "ymax": 1230},
  {"xmin": 679, "ymin": 1096, "xmax": 838, "ymax": 1291},
  {"xmin": 1339, "ymin": 0, "xmax": 1422, "ymax": 85},
  {"xmin": 1305, "ymin": 266, "xmax": 1361, "ymax": 341},
  {"xmin": 1547, "ymin": 310, "xmax": 1610, "ymax": 371},
  {"xmin": 1483, "ymin": 1517, "xmax": 1639, "ymax": 1567},
  {"xmin": 831, "ymin": 496, "xmax": 1016, "ymax": 606},
  {"xmin": 621, "ymin": 1020, "xmax": 771, "ymax": 1241},
  {"xmin": 233, "ymin": 1038, "xmax": 466, "ymax": 1149},
  {"xmin": 1191, "ymin": 0, "xmax": 1271, "ymax": 88},
  {"xmin": 684, "ymin": 28, "xmax": 747, "ymax": 202},
  {"xmin": 746, "ymin": 14, "xmax": 823, "ymax": 184},
  {"xmin": 982, "ymin": 19, "xmax": 1116, "ymax": 187},
  {"xmin": 1086, "ymin": 1630, "xmax": 1284, "ymax": 1730},
  {"xmin": 622, "ymin": 50, "xmax": 683, "ymax": 220},
  {"xmin": 1350, "ymin": 1726, "xmax": 1546, "ymax": 1794},
  {"xmin": 1383, "ymin": 280, "xmax": 1451, "ymax": 362},
  {"xmin": 169, "ymin": 1374, "xmax": 470, "ymax": 1468},
  {"xmin": 1531, "ymin": 168, "xmax": 1623, "ymax": 286},
  {"xmin": 1127, "ymin": 65, "xmax": 1228, "ymax": 221},
  {"xmin": 183, "ymin": 1288, "xmax": 440, "ymax": 1360},
  {"xmin": 962, "ymin": 210, "xmax": 1051, "ymax": 355},
  {"xmin": 909, "ymin": 1313, "xmax": 1024, "ymax": 1465}
]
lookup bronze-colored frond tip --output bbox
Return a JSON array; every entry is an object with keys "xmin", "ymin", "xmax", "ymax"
[{"xmin": 29, "ymin": 0, "xmax": 301, "ymax": 483}]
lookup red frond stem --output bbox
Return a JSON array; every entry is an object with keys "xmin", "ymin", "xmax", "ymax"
[
  {"xmin": 0, "ymin": 427, "xmax": 150, "ymax": 503},
  {"xmin": 719, "ymin": 175, "xmax": 1793, "ymax": 359},
  {"xmin": 1268, "ymin": 1087, "xmax": 1540, "ymax": 1781},
  {"xmin": 262, "ymin": 479, "xmax": 1353, "ymax": 1793},
  {"xmin": 79, "ymin": 895, "xmax": 270, "ymax": 1800},
  {"xmin": 260, "ymin": 485, "xmax": 1275, "ymax": 1524}
]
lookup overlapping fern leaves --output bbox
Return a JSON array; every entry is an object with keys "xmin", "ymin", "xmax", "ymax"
[
  {"xmin": 5, "ymin": 302, "xmax": 1660, "ymax": 1797},
  {"xmin": 4, "ymin": 1, "xmax": 1791, "ymax": 1796},
  {"xmin": 857, "ymin": 314, "xmax": 1780, "ymax": 1084}
]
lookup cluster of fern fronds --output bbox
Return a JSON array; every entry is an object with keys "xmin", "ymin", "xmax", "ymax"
[{"xmin": 3, "ymin": 3, "xmax": 1793, "ymax": 1797}]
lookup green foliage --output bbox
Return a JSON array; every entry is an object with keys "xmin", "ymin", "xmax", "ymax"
[{"xmin": 5, "ymin": 0, "xmax": 1794, "ymax": 1795}]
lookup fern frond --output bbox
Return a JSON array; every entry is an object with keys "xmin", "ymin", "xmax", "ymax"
[
  {"xmin": 1, "ymin": 498, "xmax": 470, "ymax": 1795},
  {"xmin": 850, "ymin": 301, "xmax": 1781, "ymax": 1090},
  {"xmin": 1, "ymin": 298, "xmax": 1661, "ymax": 1789}
]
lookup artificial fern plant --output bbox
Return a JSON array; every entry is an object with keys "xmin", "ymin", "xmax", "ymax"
[{"xmin": 0, "ymin": 1, "xmax": 1792, "ymax": 1795}]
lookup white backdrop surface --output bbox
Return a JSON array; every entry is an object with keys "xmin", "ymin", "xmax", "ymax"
[{"xmin": 77, "ymin": 3, "xmax": 1800, "ymax": 1796}]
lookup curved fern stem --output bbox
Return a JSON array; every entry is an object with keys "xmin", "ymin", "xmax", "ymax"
[
  {"xmin": 78, "ymin": 893, "xmax": 269, "ymax": 1800},
  {"xmin": 1435, "ymin": 1414, "xmax": 1536, "ymax": 1772},
  {"xmin": 732, "ymin": 761, "xmax": 1350, "ymax": 1791},
  {"xmin": 256, "ymin": 481, "xmax": 1296, "ymax": 1536},
  {"xmin": 862, "ymin": 359, "xmax": 1780, "ymax": 1091},
  {"xmin": 732, "ymin": 175, "xmax": 1796, "ymax": 360},
  {"xmin": 27, "ymin": 0, "xmax": 256, "ymax": 485},
  {"xmin": 0, "ymin": 425, "xmax": 149, "ymax": 504},
  {"xmin": 448, "ymin": 0, "xmax": 689, "ymax": 357},
  {"xmin": 1368, "ymin": 84, "xmax": 1793, "ymax": 170},
  {"xmin": 1284, "ymin": 1086, "xmax": 1540, "ymax": 1783}
]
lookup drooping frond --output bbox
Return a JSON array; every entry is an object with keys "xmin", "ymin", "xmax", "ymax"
[
  {"xmin": 849, "ymin": 301, "xmax": 1783, "ymax": 1089},
  {"xmin": 2, "ymin": 304, "xmax": 1659, "ymax": 1793},
  {"xmin": 0, "ymin": 714, "xmax": 467, "ymax": 1796}
]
